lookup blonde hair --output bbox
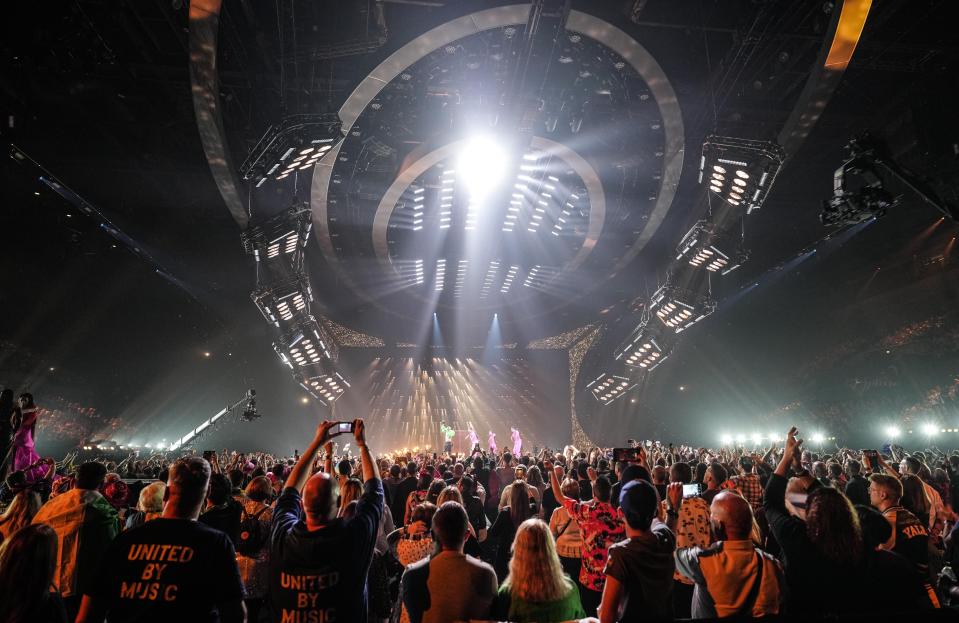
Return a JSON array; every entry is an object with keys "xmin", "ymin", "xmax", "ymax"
[
  {"xmin": 137, "ymin": 481, "xmax": 166, "ymax": 513},
  {"xmin": 437, "ymin": 486, "xmax": 463, "ymax": 506},
  {"xmin": 338, "ymin": 478, "xmax": 363, "ymax": 517},
  {"xmin": 503, "ymin": 518, "xmax": 570, "ymax": 603}
]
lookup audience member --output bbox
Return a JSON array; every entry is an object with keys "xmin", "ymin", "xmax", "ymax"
[
  {"xmin": 401, "ymin": 501, "xmax": 497, "ymax": 623},
  {"xmin": 236, "ymin": 476, "xmax": 274, "ymax": 623},
  {"xmin": 124, "ymin": 481, "xmax": 165, "ymax": 531},
  {"xmin": 599, "ymin": 479, "xmax": 675, "ymax": 623},
  {"xmin": 32, "ymin": 461, "xmax": 119, "ymax": 619},
  {"xmin": 869, "ymin": 473, "xmax": 930, "ymax": 574},
  {"xmin": 490, "ymin": 476, "xmax": 536, "ymax": 581},
  {"xmin": 494, "ymin": 518, "xmax": 585, "ymax": 622},
  {"xmin": 270, "ymin": 419, "xmax": 383, "ymax": 623},
  {"xmin": 0, "ymin": 487, "xmax": 42, "ymax": 541},
  {"xmin": 75, "ymin": 457, "xmax": 245, "ymax": 623},
  {"xmin": 549, "ymin": 478, "xmax": 584, "ymax": 584}
]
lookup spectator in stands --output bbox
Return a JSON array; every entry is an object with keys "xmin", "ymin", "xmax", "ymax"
[
  {"xmin": 199, "ymin": 472, "xmax": 242, "ymax": 546},
  {"xmin": 76, "ymin": 457, "xmax": 245, "ymax": 623},
  {"xmin": 404, "ymin": 472, "xmax": 433, "ymax": 525},
  {"xmin": 901, "ymin": 455, "xmax": 946, "ymax": 532},
  {"xmin": 549, "ymin": 462, "xmax": 624, "ymax": 617},
  {"xmin": 499, "ymin": 465, "xmax": 541, "ymax": 514},
  {"xmin": 869, "ymin": 473, "xmax": 930, "ymax": 574},
  {"xmin": 392, "ymin": 464, "xmax": 417, "ymax": 527},
  {"xmin": 549, "ymin": 478, "xmax": 583, "ymax": 584},
  {"xmin": 270, "ymin": 419, "xmax": 383, "ymax": 623},
  {"xmin": 237, "ymin": 476, "xmax": 273, "ymax": 623},
  {"xmin": 495, "ymin": 453, "xmax": 515, "ymax": 496},
  {"xmin": 729, "ymin": 457, "xmax": 763, "ymax": 512},
  {"xmin": 494, "ymin": 518, "xmax": 585, "ymax": 622},
  {"xmin": 666, "ymin": 462, "xmax": 711, "ymax": 618},
  {"xmin": 457, "ymin": 475, "xmax": 487, "ymax": 540},
  {"xmin": 675, "ymin": 489, "xmax": 784, "ymax": 617},
  {"xmin": 401, "ymin": 501, "xmax": 497, "ymax": 623},
  {"xmin": 32, "ymin": 461, "xmax": 119, "ymax": 619},
  {"xmin": 490, "ymin": 475, "xmax": 536, "ymax": 581},
  {"xmin": 844, "ymin": 459, "xmax": 870, "ymax": 506},
  {"xmin": 702, "ymin": 462, "xmax": 727, "ymax": 505},
  {"xmin": 0, "ymin": 522, "xmax": 67, "ymax": 623},
  {"xmin": 339, "ymin": 477, "xmax": 363, "ymax": 517},
  {"xmin": 599, "ymin": 479, "xmax": 675, "ymax": 623},
  {"xmin": 124, "ymin": 481, "xmax": 165, "ymax": 530}
]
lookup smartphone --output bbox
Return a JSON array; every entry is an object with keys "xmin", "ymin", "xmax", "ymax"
[
  {"xmin": 613, "ymin": 447, "xmax": 641, "ymax": 462},
  {"xmin": 331, "ymin": 421, "xmax": 354, "ymax": 436},
  {"xmin": 682, "ymin": 483, "xmax": 701, "ymax": 498},
  {"xmin": 202, "ymin": 450, "xmax": 216, "ymax": 462}
]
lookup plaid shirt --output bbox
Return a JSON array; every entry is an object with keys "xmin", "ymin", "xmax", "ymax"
[
  {"xmin": 562, "ymin": 498, "xmax": 625, "ymax": 592},
  {"xmin": 727, "ymin": 473, "xmax": 763, "ymax": 511}
]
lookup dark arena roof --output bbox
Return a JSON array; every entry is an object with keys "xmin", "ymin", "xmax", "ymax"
[{"xmin": 2, "ymin": 0, "xmax": 959, "ymax": 453}]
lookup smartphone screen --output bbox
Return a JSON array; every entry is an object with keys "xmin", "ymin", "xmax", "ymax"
[
  {"xmin": 682, "ymin": 483, "xmax": 701, "ymax": 498},
  {"xmin": 336, "ymin": 422, "xmax": 353, "ymax": 434}
]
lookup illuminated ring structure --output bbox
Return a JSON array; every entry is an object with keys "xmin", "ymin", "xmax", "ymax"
[{"xmin": 310, "ymin": 3, "xmax": 684, "ymax": 296}]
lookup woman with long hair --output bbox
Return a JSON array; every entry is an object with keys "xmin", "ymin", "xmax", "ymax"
[
  {"xmin": 0, "ymin": 523, "xmax": 67, "ymax": 622},
  {"xmin": 388, "ymin": 502, "xmax": 437, "ymax": 623},
  {"xmin": 0, "ymin": 489, "xmax": 42, "ymax": 542},
  {"xmin": 338, "ymin": 477, "xmax": 363, "ymax": 517},
  {"xmin": 494, "ymin": 518, "xmax": 585, "ymax": 622},
  {"xmin": 489, "ymin": 478, "xmax": 536, "ymax": 582}
]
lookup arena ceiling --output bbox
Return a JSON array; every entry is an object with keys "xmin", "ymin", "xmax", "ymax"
[{"xmin": 2, "ymin": 0, "xmax": 958, "ymax": 446}]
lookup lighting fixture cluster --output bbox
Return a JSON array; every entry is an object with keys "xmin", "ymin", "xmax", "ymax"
[
  {"xmin": 523, "ymin": 265, "xmax": 541, "ymax": 287},
  {"xmin": 500, "ymin": 265, "xmax": 520, "ymax": 293},
  {"xmin": 439, "ymin": 169, "xmax": 454, "ymax": 229},
  {"xmin": 614, "ymin": 319, "xmax": 673, "ymax": 373},
  {"xmin": 553, "ymin": 189, "xmax": 580, "ymax": 236},
  {"xmin": 303, "ymin": 372, "xmax": 351, "ymax": 404},
  {"xmin": 411, "ymin": 186, "xmax": 425, "ymax": 231},
  {"xmin": 435, "ymin": 259, "xmax": 447, "ymax": 292},
  {"xmin": 273, "ymin": 317, "xmax": 348, "ymax": 406},
  {"xmin": 649, "ymin": 284, "xmax": 716, "ymax": 334},
  {"xmin": 241, "ymin": 206, "xmax": 312, "ymax": 281},
  {"xmin": 480, "ymin": 260, "xmax": 501, "ymax": 299},
  {"xmin": 252, "ymin": 275, "xmax": 313, "ymax": 328},
  {"xmin": 699, "ymin": 136, "xmax": 785, "ymax": 214},
  {"xmin": 239, "ymin": 113, "xmax": 342, "ymax": 187},
  {"xmin": 453, "ymin": 260, "xmax": 469, "ymax": 297},
  {"xmin": 675, "ymin": 221, "xmax": 746, "ymax": 275},
  {"xmin": 586, "ymin": 373, "xmax": 636, "ymax": 406}
]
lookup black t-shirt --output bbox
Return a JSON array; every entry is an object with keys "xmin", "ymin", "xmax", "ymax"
[
  {"xmin": 885, "ymin": 506, "xmax": 930, "ymax": 574},
  {"xmin": 88, "ymin": 518, "xmax": 244, "ymax": 623},
  {"xmin": 604, "ymin": 525, "xmax": 676, "ymax": 622},
  {"xmin": 270, "ymin": 479, "xmax": 383, "ymax": 623},
  {"xmin": 844, "ymin": 475, "xmax": 870, "ymax": 507}
]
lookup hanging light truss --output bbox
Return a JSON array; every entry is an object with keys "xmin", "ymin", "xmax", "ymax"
[
  {"xmin": 676, "ymin": 220, "xmax": 749, "ymax": 275},
  {"xmin": 239, "ymin": 113, "xmax": 343, "ymax": 187},
  {"xmin": 699, "ymin": 136, "xmax": 785, "ymax": 214}
]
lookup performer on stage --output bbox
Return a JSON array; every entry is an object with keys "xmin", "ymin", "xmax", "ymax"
[
  {"xmin": 11, "ymin": 393, "xmax": 45, "ymax": 483},
  {"xmin": 440, "ymin": 422, "xmax": 454, "ymax": 454},
  {"xmin": 488, "ymin": 429, "xmax": 497, "ymax": 454},
  {"xmin": 466, "ymin": 422, "xmax": 479, "ymax": 452},
  {"xmin": 510, "ymin": 426, "xmax": 522, "ymax": 456}
]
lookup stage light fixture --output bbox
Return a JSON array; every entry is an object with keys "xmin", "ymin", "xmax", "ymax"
[
  {"xmin": 676, "ymin": 220, "xmax": 747, "ymax": 275},
  {"xmin": 302, "ymin": 372, "xmax": 351, "ymax": 405},
  {"xmin": 586, "ymin": 373, "xmax": 636, "ymax": 406},
  {"xmin": 921, "ymin": 423, "xmax": 938, "ymax": 437},
  {"xmin": 649, "ymin": 284, "xmax": 716, "ymax": 334},
  {"xmin": 884, "ymin": 425, "xmax": 901, "ymax": 439},
  {"xmin": 252, "ymin": 274, "xmax": 312, "ymax": 328},
  {"xmin": 810, "ymin": 432, "xmax": 825, "ymax": 444},
  {"xmin": 240, "ymin": 113, "xmax": 342, "ymax": 187},
  {"xmin": 614, "ymin": 318, "xmax": 673, "ymax": 373},
  {"xmin": 241, "ymin": 205, "xmax": 312, "ymax": 283},
  {"xmin": 720, "ymin": 434, "xmax": 733, "ymax": 446},
  {"xmin": 699, "ymin": 136, "xmax": 785, "ymax": 214}
]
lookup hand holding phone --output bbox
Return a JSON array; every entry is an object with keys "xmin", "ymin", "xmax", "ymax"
[
  {"xmin": 682, "ymin": 483, "xmax": 701, "ymax": 498},
  {"xmin": 330, "ymin": 421, "xmax": 355, "ymax": 436}
]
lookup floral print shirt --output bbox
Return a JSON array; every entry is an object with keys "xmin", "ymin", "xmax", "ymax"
[{"xmin": 562, "ymin": 498, "xmax": 625, "ymax": 591}]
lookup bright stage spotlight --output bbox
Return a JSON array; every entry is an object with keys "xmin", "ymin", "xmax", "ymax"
[
  {"xmin": 810, "ymin": 432, "xmax": 825, "ymax": 445},
  {"xmin": 650, "ymin": 284, "xmax": 716, "ymax": 334},
  {"xmin": 884, "ymin": 425, "xmax": 901, "ymax": 439},
  {"xmin": 720, "ymin": 434, "xmax": 733, "ymax": 446},
  {"xmin": 699, "ymin": 135, "xmax": 785, "ymax": 214},
  {"xmin": 457, "ymin": 136, "xmax": 507, "ymax": 198},
  {"xmin": 751, "ymin": 433, "xmax": 763, "ymax": 446},
  {"xmin": 586, "ymin": 373, "xmax": 636, "ymax": 406},
  {"xmin": 921, "ymin": 423, "xmax": 939, "ymax": 437},
  {"xmin": 239, "ymin": 113, "xmax": 342, "ymax": 187}
]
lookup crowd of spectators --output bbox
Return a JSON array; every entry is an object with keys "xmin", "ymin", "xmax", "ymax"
[{"xmin": 5, "ymin": 397, "xmax": 959, "ymax": 622}]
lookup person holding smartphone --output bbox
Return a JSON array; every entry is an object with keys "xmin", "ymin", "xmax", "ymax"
[{"xmin": 269, "ymin": 419, "xmax": 383, "ymax": 623}]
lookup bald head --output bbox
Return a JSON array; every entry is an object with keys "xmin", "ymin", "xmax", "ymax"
[
  {"xmin": 710, "ymin": 491, "xmax": 753, "ymax": 541},
  {"xmin": 304, "ymin": 472, "xmax": 338, "ymax": 525}
]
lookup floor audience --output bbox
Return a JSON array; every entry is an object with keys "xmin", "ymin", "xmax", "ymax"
[{"xmin": 5, "ymin": 405, "xmax": 959, "ymax": 622}]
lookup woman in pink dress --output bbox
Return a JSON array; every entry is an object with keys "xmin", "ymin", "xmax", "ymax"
[
  {"xmin": 511, "ymin": 427, "xmax": 522, "ymax": 456},
  {"xmin": 12, "ymin": 393, "xmax": 45, "ymax": 483}
]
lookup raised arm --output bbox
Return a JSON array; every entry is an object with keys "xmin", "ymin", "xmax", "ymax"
[
  {"xmin": 287, "ymin": 421, "xmax": 335, "ymax": 493},
  {"xmin": 354, "ymin": 419, "xmax": 379, "ymax": 483}
]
